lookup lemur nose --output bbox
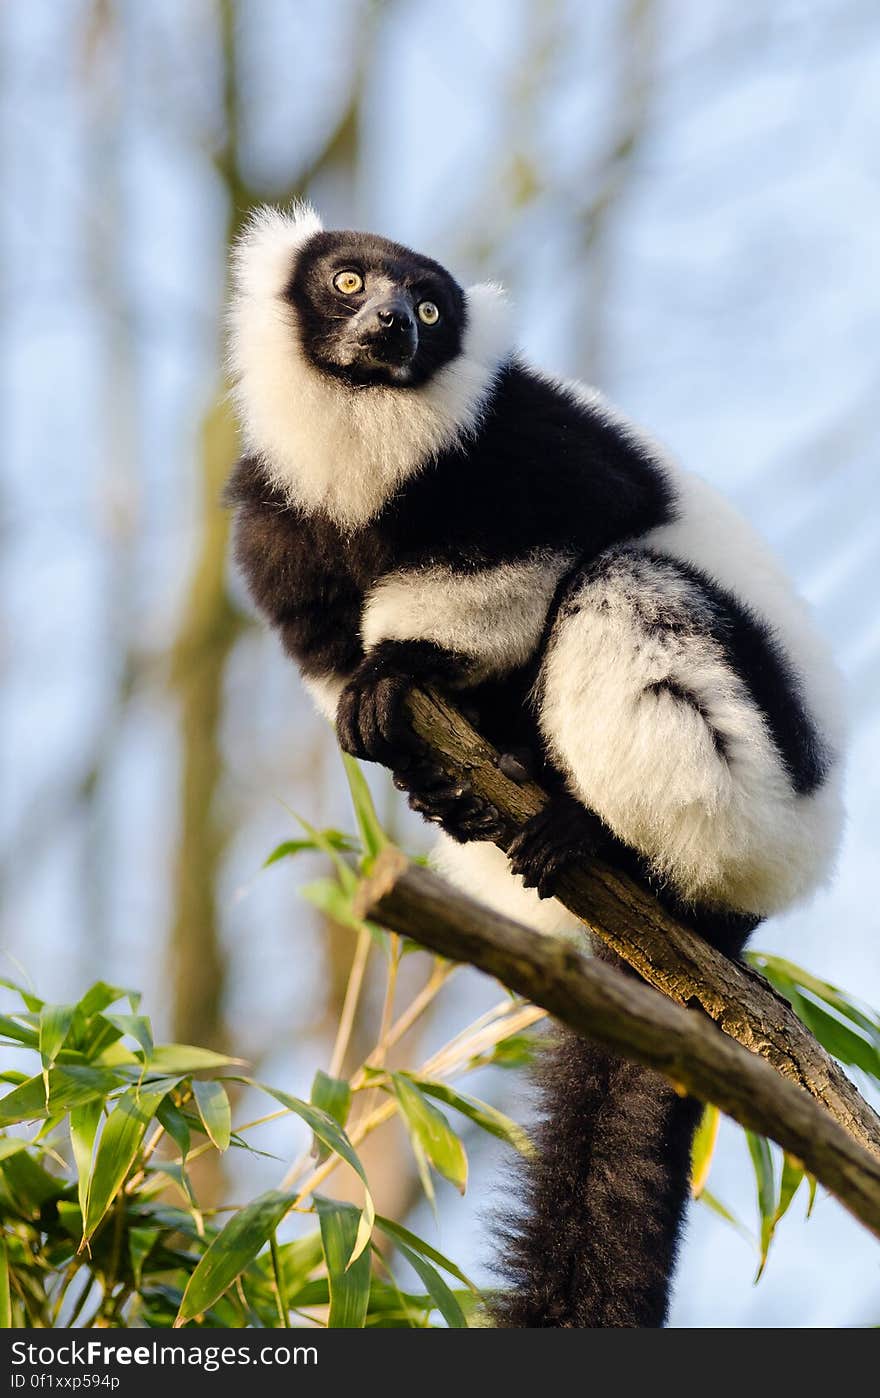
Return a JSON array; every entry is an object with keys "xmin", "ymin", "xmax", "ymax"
[{"xmin": 377, "ymin": 305, "xmax": 413, "ymax": 331}]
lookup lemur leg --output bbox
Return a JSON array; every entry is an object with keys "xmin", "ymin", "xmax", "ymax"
[{"xmin": 532, "ymin": 547, "xmax": 806, "ymax": 917}]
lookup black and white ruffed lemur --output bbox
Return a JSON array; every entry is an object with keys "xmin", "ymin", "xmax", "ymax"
[{"xmin": 226, "ymin": 205, "xmax": 845, "ymax": 1328}]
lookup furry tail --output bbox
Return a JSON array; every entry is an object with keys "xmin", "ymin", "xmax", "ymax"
[{"xmin": 492, "ymin": 923, "xmax": 754, "ymax": 1328}]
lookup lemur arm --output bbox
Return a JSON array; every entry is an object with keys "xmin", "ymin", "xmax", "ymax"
[{"xmin": 336, "ymin": 556, "xmax": 570, "ymax": 842}]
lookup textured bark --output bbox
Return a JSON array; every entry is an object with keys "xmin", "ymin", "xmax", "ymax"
[
  {"xmin": 356, "ymin": 848, "xmax": 880, "ymax": 1241},
  {"xmin": 392, "ymin": 686, "xmax": 880, "ymax": 1161}
]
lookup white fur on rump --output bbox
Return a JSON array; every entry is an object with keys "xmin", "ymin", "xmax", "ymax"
[
  {"xmin": 432, "ymin": 833, "xmax": 583, "ymax": 940},
  {"xmin": 537, "ymin": 548, "xmax": 844, "ymax": 917},
  {"xmin": 228, "ymin": 203, "xmax": 512, "ymax": 532},
  {"xmin": 361, "ymin": 550, "xmax": 574, "ymax": 680}
]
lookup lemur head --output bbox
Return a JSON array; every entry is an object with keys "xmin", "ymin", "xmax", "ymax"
[
  {"xmin": 285, "ymin": 227, "xmax": 467, "ymax": 389},
  {"xmin": 228, "ymin": 204, "xmax": 510, "ymax": 530}
]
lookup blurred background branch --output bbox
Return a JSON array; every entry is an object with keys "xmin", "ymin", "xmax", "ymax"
[{"xmin": 1, "ymin": 0, "xmax": 878, "ymax": 1326}]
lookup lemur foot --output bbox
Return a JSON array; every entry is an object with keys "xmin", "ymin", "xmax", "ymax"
[
  {"xmin": 508, "ymin": 795, "xmax": 609, "ymax": 899},
  {"xmin": 394, "ymin": 760, "xmax": 506, "ymax": 843}
]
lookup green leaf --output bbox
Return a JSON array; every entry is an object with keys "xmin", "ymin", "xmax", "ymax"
[
  {"xmin": 292, "ymin": 812, "xmax": 358, "ymax": 893},
  {"xmin": 175, "ymin": 1190, "xmax": 293, "ymax": 1326},
  {"xmin": 745, "ymin": 1132, "xmax": 776, "ymax": 1279},
  {"xmin": 83, "ymin": 1085, "xmax": 170, "ymax": 1242},
  {"xmin": 0, "ymin": 1139, "xmax": 28, "ymax": 1164},
  {"xmin": 70, "ymin": 1099, "xmax": 103, "ymax": 1221},
  {"xmin": 405, "ymin": 1076, "xmax": 533, "ymax": 1158},
  {"xmin": 0, "ymin": 977, "xmax": 43, "ymax": 1013},
  {"xmin": 192, "ymin": 1080, "xmax": 231, "ymax": 1153},
  {"xmin": 391, "ymin": 1073, "xmax": 468, "ymax": 1194},
  {"xmin": 0, "ymin": 1015, "xmax": 38, "ymax": 1048},
  {"xmin": 156, "ymin": 1098, "xmax": 191, "ymax": 1164},
  {"xmin": 316, "ymin": 1196, "xmax": 371, "ymax": 1328},
  {"xmin": 128, "ymin": 1226, "xmax": 159, "ymax": 1289},
  {"xmin": 749, "ymin": 954, "xmax": 880, "ymax": 1046},
  {"xmin": 260, "ymin": 1087, "xmax": 374, "ymax": 1262},
  {"xmin": 469, "ymin": 1033, "xmax": 538, "ymax": 1071},
  {"xmin": 145, "ymin": 1045, "xmax": 243, "ymax": 1075},
  {"xmin": 264, "ymin": 831, "xmax": 357, "ymax": 868},
  {"xmin": 0, "ymin": 1151, "xmax": 66, "ymax": 1209},
  {"xmin": 341, "ymin": 753, "xmax": 388, "ymax": 861},
  {"xmin": 0, "ymin": 1239, "xmax": 9, "ymax": 1329},
  {"xmin": 0, "ymin": 1066, "xmax": 122, "ymax": 1126},
  {"xmin": 75, "ymin": 983, "xmax": 132, "ymax": 1018},
  {"xmin": 104, "ymin": 1014, "xmax": 154, "ymax": 1061},
  {"xmin": 375, "ymin": 1216, "xmax": 477, "ymax": 1292},
  {"xmin": 697, "ymin": 1190, "xmax": 753, "ymax": 1243},
  {"xmin": 806, "ymin": 1173, "xmax": 818, "ymax": 1217},
  {"xmin": 774, "ymin": 1153, "xmax": 804, "ymax": 1229},
  {"xmin": 38, "ymin": 1003, "xmax": 75, "ymax": 1069},
  {"xmin": 784, "ymin": 990, "xmax": 880, "ymax": 1080},
  {"xmin": 388, "ymin": 1235, "xmax": 467, "ymax": 1328},
  {"xmin": 310, "ymin": 1071, "xmax": 352, "ymax": 1130},
  {"xmin": 263, "ymin": 1230, "xmax": 324, "ymax": 1291},
  {"xmin": 691, "ymin": 1104, "xmax": 720, "ymax": 1198}
]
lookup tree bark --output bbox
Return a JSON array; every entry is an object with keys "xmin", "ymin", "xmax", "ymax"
[
  {"xmin": 390, "ymin": 686, "xmax": 880, "ymax": 1162},
  {"xmin": 356, "ymin": 847, "xmax": 880, "ymax": 1241}
]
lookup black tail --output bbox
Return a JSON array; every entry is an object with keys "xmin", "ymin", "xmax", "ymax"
[{"xmin": 493, "ymin": 919, "xmax": 756, "ymax": 1328}]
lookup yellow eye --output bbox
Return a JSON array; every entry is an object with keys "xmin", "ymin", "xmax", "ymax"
[
  {"xmin": 333, "ymin": 270, "xmax": 364, "ymax": 295},
  {"xmin": 418, "ymin": 300, "xmax": 440, "ymax": 325}
]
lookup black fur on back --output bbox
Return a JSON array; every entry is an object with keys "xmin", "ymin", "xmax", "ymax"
[{"xmin": 492, "ymin": 913, "xmax": 757, "ymax": 1329}]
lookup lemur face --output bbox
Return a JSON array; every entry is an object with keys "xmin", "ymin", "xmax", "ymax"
[{"xmin": 285, "ymin": 230, "xmax": 468, "ymax": 388}]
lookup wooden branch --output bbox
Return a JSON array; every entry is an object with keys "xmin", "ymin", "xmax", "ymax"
[
  {"xmin": 399, "ymin": 687, "xmax": 880, "ymax": 1160},
  {"xmin": 356, "ymin": 849, "xmax": 880, "ymax": 1241}
]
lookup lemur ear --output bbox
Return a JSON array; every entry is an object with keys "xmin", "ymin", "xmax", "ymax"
[
  {"xmin": 231, "ymin": 201, "xmax": 324, "ymax": 302},
  {"xmin": 463, "ymin": 281, "xmax": 513, "ymax": 366}
]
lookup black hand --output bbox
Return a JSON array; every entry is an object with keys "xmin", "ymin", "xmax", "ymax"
[
  {"xmin": 508, "ymin": 795, "xmax": 609, "ymax": 899},
  {"xmin": 393, "ymin": 761, "xmax": 507, "ymax": 843}
]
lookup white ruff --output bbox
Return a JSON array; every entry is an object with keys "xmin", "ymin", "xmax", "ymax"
[{"xmin": 229, "ymin": 203, "xmax": 512, "ymax": 531}]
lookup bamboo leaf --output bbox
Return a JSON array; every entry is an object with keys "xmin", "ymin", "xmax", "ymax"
[
  {"xmin": 310, "ymin": 1070, "xmax": 352, "ymax": 1130},
  {"xmin": 405, "ymin": 1075, "xmax": 533, "ymax": 1158},
  {"xmin": 310, "ymin": 1071, "xmax": 352, "ymax": 1163},
  {"xmin": 0, "ymin": 1015, "xmax": 38, "ymax": 1048},
  {"xmin": 745, "ymin": 1132, "xmax": 776, "ymax": 1280},
  {"xmin": 774, "ymin": 1153, "xmax": 805, "ymax": 1228},
  {"xmin": 375, "ymin": 1216, "xmax": 477, "ymax": 1292},
  {"xmin": 391, "ymin": 1073, "xmax": 468, "ymax": 1194},
  {"xmin": 0, "ymin": 1239, "xmax": 9, "ymax": 1329},
  {"xmin": 691, "ymin": 1104, "xmax": 720, "ymax": 1198},
  {"xmin": 316, "ymin": 1196, "xmax": 371, "ymax": 1328},
  {"xmin": 260, "ymin": 1087, "xmax": 374, "ymax": 1262},
  {"xmin": 0, "ymin": 1067, "xmax": 122, "ymax": 1126},
  {"xmin": 38, "ymin": 1004, "xmax": 75, "ymax": 1069},
  {"xmin": 698, "ymin": 1189, "xmax": 753, "ymax": 1244},
  {"xmin": 176, "ymin": 1190, "xmax": 294, "ymax": 1326},
  {"xmin": 389, "ymin": 1235, "xmax": 467, "ymax": 1328},
  {"xmin": 192, "ymin": 1080, "xmax": 231, "ymax": 1153},
  {"xmin": 70, "ymin": 1099, "xmax": 103, "ymax": 1222},
  {"xmin": 156, "ymin": 1098, "xmax": 191, "ymax": 1164},
  {"xmin": 341, "ymin": 753, "xmax": 388, "ymax": 861},
  {"xmin": 129, "ymin": 1226, "xmax": 159, "ymax": 1288},
  {"xmin": 104, "ymin": 1014, "xmax": 154, "ymax": 1061},
  {"xmin": 146, "ymin": 1045, "xmax": 243, "ymax": 1075},
  {"xmin": 83, "ymin": 1085, "xmax": 169, "ymax": 1242},
  {"xmin": 264, "ymin": 831, "xmax": 356, "ymax": 868}
]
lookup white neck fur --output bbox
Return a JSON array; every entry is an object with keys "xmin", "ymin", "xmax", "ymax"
[{"xmin": 228, "ymin": 204, "xmax": 512, "ymax": 531}]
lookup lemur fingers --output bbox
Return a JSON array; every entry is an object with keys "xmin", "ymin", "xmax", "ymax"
[
  {"xmin": 508, "ymin": 795, "xmax": 609, "ymax": 899},
  {"xmin": 395, "ymin": 761, "xmax": 506, "ymax": 844},
  {"xmin": 336, "ymin": 671, "xmax": 423, "ymax": 769}
]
